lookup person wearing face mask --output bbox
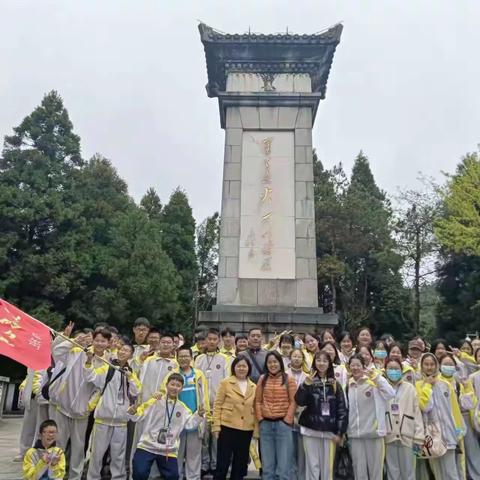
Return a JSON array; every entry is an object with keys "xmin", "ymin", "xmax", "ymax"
[
  {"xmin": 387, "ymin": 342, "xmax": 416, "ymax": 384},
  {"xmin": 438, "ymin": 353, "xmax": 477, "ymax": 480},
  {"xmin": 255, "ymin": 351, "xmax": 297, "ymax": 480},
  {"xmin": 383, "ymin": 358, "xmax": 424, "ymax": 480},
  {"xmin": 347, "ymin": 353, "xmax": 395, "ymax": 480},
  {"xmin": 295, "ymin": 351, "xmax": 348, "ymax": 480},
  {"xmin": 373, "ymin": 340, "xmax": 388, "ymax": 370},
  {"xmin": 416, "ymin": 353, "xmax": 466, "ymax": 480}
]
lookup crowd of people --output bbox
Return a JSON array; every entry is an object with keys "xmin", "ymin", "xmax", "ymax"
[{"xmin": 16, "ymin": 317, "xmax": 480, "ymax": 480}]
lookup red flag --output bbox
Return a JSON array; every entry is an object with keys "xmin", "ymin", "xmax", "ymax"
[{"xmin": 0, "ymin": 299, "xmax": 52, "ymax": 370}]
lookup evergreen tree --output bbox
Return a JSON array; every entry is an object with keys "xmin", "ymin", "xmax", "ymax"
[
  {"xmin": 0, "ymin": 91, "xmax": 85, "ymax": 327},
  {"xmin": 161, "ymin": 188, "xmax": 198, "ymax": 326},
  {"xmin": 195, "ymin": 212, "xmax": 220, "ymax": 323},
  {"xmin": 140, "ymin": 187, "xmax": 163, "ymax": 222}
]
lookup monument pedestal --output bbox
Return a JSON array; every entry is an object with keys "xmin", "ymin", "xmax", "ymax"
[{"xmin": 198, "ymin": 23, "xmax": 343, "ymax": 335}]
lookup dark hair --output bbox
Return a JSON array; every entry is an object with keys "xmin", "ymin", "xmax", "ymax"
[
  {"xmin": 438, "ymin": 352, "xmax": 456, "ymax": 365},
  {"xmin": 387, "ymin": 342, "xmax": 405, "ymax": 358},
  {"xmin": 431, "ymin": 339, "xmax": 448, "ymax": 356},
  {"xmin": 318, "ymin": 329, "xmax": 335, "ymax": 343},
  {"xmin": 177, "ymin": 345, "xmax": 193, "ymax": 357},
  {"xmin": 385, "ymin": 357, "xmax": 403, "ymax": 370},
  {"xmin": 117, "ymin": 335, "xmax": 131, "ymax": 346},
  {"xmin": 348, "ymin": 353, "xmax": 366, "ymax": 367},
  {"xmin": 134, "ymin": 317, "xmax": 150, "ymax": 327},
  {"xmin": 207, "ymin": 328, "xmax": 220, "ymax": 337},
  {"xmin": 337, "ymin": 331, "xmax": 352, "ymax": 344},
  {"xmin": 231, "ymin": 356, "xmax": 252, "ymax": 377},
  {"xmin": 235, "ymin": 335, "xmax": 248, "ymax": 345},
  {"xmin": 166, "ymin": 372, "xmax": 185, "ymax": 385},
  {"xmin": 356, "ymin": 344, "xmax": 374, "ymax": 360},
  {"xmin": 474, "ymin": 347, "xmax": 480, "ymax": 363},
  {"xmin": 461, "ymin": 339, "xmax": 473, "ymax": 355},
  {"xmin": 262, "ymin": 350, "xmax": 287, "ymax": 388},
  {"xmin": 107, "ymin": 325, "xmax": 119, "ymax": 335},
  {"xmin": 194, "ymin": 325, "xmax": 208, "ymax": 334},
  {"xmin": 93, "ymin": 329, "xmax": 112, "ymax": 341},
  {"xmin": 374, "ymin": 340, "xmax": 387, "ymax": 351},
  {"xmin": 312, "ymin": 351, "xmax": 335, "ymax": 380},
  {"xmin": 195, "ymin": 332, "xmax": 207, "ymax": 342},
  {"xmin": 120, "ymin": 342, "xmax": 134, "ymax": 353},
  {"xmin": 221, "ymin": 327, "xmax": 236, "ymax": 337},
  {"xmin": 160, "ymin": 331, "xmax": 175, "ymax": 341},
  {"xmin": 380, "ymin": 333, "xmax": 394, "ymax": 343},
  {"xmin": 356, "ymin": 326, "xmax": 373, "ymax": 344},
  {"xmin": 279, "ymin": 334, "xmax": 294, "ymax": 346},
  {"xmin": 248, "ymin": 327, "xmax": 262, "ymax": 335},
  {"xmin": 147, "ymin": 327, "xmax": 161, "ymax": 336},
  {"xmin": 39, "ymin": 419, "xmax": 57, "ymax": 433},
  {"xmin": 320, "ymin": 340, "xmax": 341, "ymax": 365},
  {"xmin": 83, "ymin": 328, "xmax": 94, "ymax": 334}
]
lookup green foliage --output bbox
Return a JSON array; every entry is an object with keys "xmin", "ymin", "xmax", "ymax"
[
  {"xmin": 435, "ymin": 153, "xmax": 480, "ymax": 256},
  {"xmin": 195, "ymin": 212, "xmax": 220, "ymax": 321},
  {"xmin": 161, "ymin": 188, "xmax": 198, "ymax": 327},
  {"xmin": 140, "ymin": 187, "xmax": 163, "ymax": 222}
]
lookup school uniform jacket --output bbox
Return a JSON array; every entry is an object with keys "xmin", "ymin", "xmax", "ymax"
[
  {"xmin": 84, "ymin": 363, "xmax": 141, "ymax": 426},
  {"xmin": 194, "ymin": 351, "xmax": 231, "ymax": 404},
  {"xmin": 23, "ymin": 441, "xmax": 66, "ymax": 480},
  {"xmin": 139, "ymin": 354, "xmax": 178, "ymax": 403},
  {"xmin": 347, "ymin": 374, "xmax": 395, "ymax": 439},
  {"xmin": 384, "ymin": 380, "xmax": 425, "ymax": 447},
  {"xmin": 128, "ymin": 396, "xmax": 200, "ymax": 458},
  {"xmin": 52, "ymin": 340, "xmax": 108, "ymax": 419}
]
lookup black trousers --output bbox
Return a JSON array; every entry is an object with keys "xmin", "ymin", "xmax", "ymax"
[{"xmin": 214, "ymin": 426, "xmax": 253, "ymax": 480}]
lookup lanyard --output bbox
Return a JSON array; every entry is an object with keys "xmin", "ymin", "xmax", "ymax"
[
  {"xmin": 164, "ymin": 399, "xmax": 177, "ymax": 430},
  {"xmin": 206, "ymin": 353, "xmax": 217, "ymax": 371}
]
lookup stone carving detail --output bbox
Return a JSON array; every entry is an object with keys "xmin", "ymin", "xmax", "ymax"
[{"xmin": 259, "ymin": 73, "xmax": 276, "ymax": 92}]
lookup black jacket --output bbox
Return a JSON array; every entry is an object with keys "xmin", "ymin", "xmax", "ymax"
[{"xmin": 295, "ymin": 378, "xmax": 348, "ymax": 435}]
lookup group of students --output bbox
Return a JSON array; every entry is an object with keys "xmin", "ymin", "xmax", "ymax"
[{"xmin": 16, "ymin": 317, "xmax": 480, "ymax": 480}]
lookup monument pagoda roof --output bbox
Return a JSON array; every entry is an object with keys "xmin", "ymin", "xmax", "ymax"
[{"xmin": 198, "ymin": 23, "xmax": 343, "ymax": 98}]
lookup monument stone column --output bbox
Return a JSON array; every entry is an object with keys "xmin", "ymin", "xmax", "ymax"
[{"xmin": 198, "ymin": 23, "xmax": 343, "ymax": 334}]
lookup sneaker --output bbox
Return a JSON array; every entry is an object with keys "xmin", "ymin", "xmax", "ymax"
[{"xmin": 12, "ymin": 455, "xmax": 23, "ymax": 463}]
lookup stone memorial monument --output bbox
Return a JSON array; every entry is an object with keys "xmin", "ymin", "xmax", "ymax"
[{"xmin": 198, "ymin": 23, "xmax": 343, "ymax": 334}]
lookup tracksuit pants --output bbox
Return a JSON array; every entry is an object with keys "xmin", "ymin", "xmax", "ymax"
[
  {"xmin": 291, "ymin": 430, "xmax": 306, "ymax": 480},
  {"xmin": 56, "ymin": 411, "xmax": 88, "ymax": 480},
  {"xmin": 19, "ymin": 398, "xmax": 38, "ymax": 456},
  {"xmin": 349, "ymin": 437, "xmax": 385, "ymax": 480},
  {"xmin": 302, "ymin": 435, "xmax": 336, "ymax": 480},
  {"xmin": 429, "ymin": 449, "xmax": 460, "ymax": 480},
  {"xmin": 132, "ymin": 448, "xmax": 178, "ymax": 480},
  {"xmin": 87, "ymin": 423, "xmax": 127, "ymax": 480},
  {"xmin": 463, "ymin": 420, "xmax": 480, "ymax": 480},
  {"xmin": 178, "ymin": 429, "xmax": 202, "ymax": 480},
  {"xmin": 201, "ymin": 422, "xmax": 217, "ymax": 472},
  {"xmin": 385, "ymin": 440, "xmax": 416, "ymax": 480},
  {"xmin": 214, "ymin": 426, "xmax": 252, "ymax": 480}
]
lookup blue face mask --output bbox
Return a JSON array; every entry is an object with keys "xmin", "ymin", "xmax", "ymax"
[
  {"xmin": 386, "ymin": 369, "xmax": 402, "ymax": 382},
  {"xmin": 441, "ymin": 365, "xmax": 456, "ymax": 377},
  {"xmin": 294, "ymin": 340, "xmax": 302, "ymax": 349},
  {"xmin": 374, "ymin": 350, "xmax": 387, "ymax": 359}
]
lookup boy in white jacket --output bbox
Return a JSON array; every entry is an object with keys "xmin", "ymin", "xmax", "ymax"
[{"xmin": 128, "ymin": 372, "xmax": 203, "ymax": 480}]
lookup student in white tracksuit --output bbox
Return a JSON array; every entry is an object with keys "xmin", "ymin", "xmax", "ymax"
[
  {"xmin": 194, "ymin": 328, "xmax": 231, "ymax": 475},
  {"xmin": 176, "ymin": 346, "xmax": 210, "ymax": 480},
  {"xmin": 52, "ymin": 329, "xmax": 111, "ymax": 480},
  {"xmin": 85, "ymin": 343, "xmax": 141, "ymax": 480},
  {"xmin": 16, "ymin": 368, "xmax": 42, "ymax": 460},
  {"xmin": 383, "ymin": 358, "xmax": 425, "ymax": 480},
  {"xmin": 287, "ymin": 348, "xmax": 308, "ymax": 480},
  {"xmin": 128, "ymin": 373, "xmax": 203, "ymax": 480},
  {"xmin": 468, "ymin": 349, "xmax": 480, "ymax": 480},
  {"xmin": 347, "ymin": 353, "xmax": 395, "ymax": 480},
  {"xmin": 416, "ymin": 353, "xmax": 466, "ymax": 480}
]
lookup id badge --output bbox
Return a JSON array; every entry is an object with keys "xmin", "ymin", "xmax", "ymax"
[
  {"xmin": 157, "ymin": 428, "xmax": 168, "ymax": 444},
  {"xmin": 391, "ymin": 403, "xmax": 400, "ymax": 416},
  {"xmin": 206, "ymin": 368, "xmax": 212, "ymax": 379},
  {"xmin": 321, "ymin": 402, "xmax": 330, "ymax": 416}
]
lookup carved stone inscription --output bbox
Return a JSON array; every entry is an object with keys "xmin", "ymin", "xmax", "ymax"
[{"xmin": 239, "ymin": 131, "xmax": 295, "ymax": 279}]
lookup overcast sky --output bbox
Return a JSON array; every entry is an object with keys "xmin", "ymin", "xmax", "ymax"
[{"xmin": 1, "ymin": 1, "xmax": 479, "ymax": 221}]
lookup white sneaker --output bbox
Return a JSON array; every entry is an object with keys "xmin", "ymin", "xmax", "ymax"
[{"xmin": 12, "ymin": 455, "xmax": 23, "ymax": 462}]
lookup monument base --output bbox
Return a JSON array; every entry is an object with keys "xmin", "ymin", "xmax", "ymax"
[{"xmin": 198, "ymin": 305, "xmax": 337, "ymax": 336}]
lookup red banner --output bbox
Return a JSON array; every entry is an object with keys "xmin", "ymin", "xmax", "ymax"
[{"xmin": 0, "ymin": 299, "xmax": 52, "ymax": 370}]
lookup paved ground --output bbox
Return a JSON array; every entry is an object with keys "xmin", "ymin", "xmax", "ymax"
[{"xmin": 0, "ymin": 416, "xmax": 22, "ymax": 480}]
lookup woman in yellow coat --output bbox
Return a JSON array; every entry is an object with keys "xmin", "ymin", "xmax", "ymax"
[{"xmin": 212, "ymin": 356, "xmax": 257, "ymax": 480}]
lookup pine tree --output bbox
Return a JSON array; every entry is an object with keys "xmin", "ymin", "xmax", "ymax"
[
  {"xmin": 0, "ymin": 91, "xmax": 85, "ymax": 327},
  {"xmin": 140, "ymin": 187, "xmax": 163, "ymax": 222},
  {"xmin": 161, "ymin": 188, "xmax": 198, "ymax": 326}
]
